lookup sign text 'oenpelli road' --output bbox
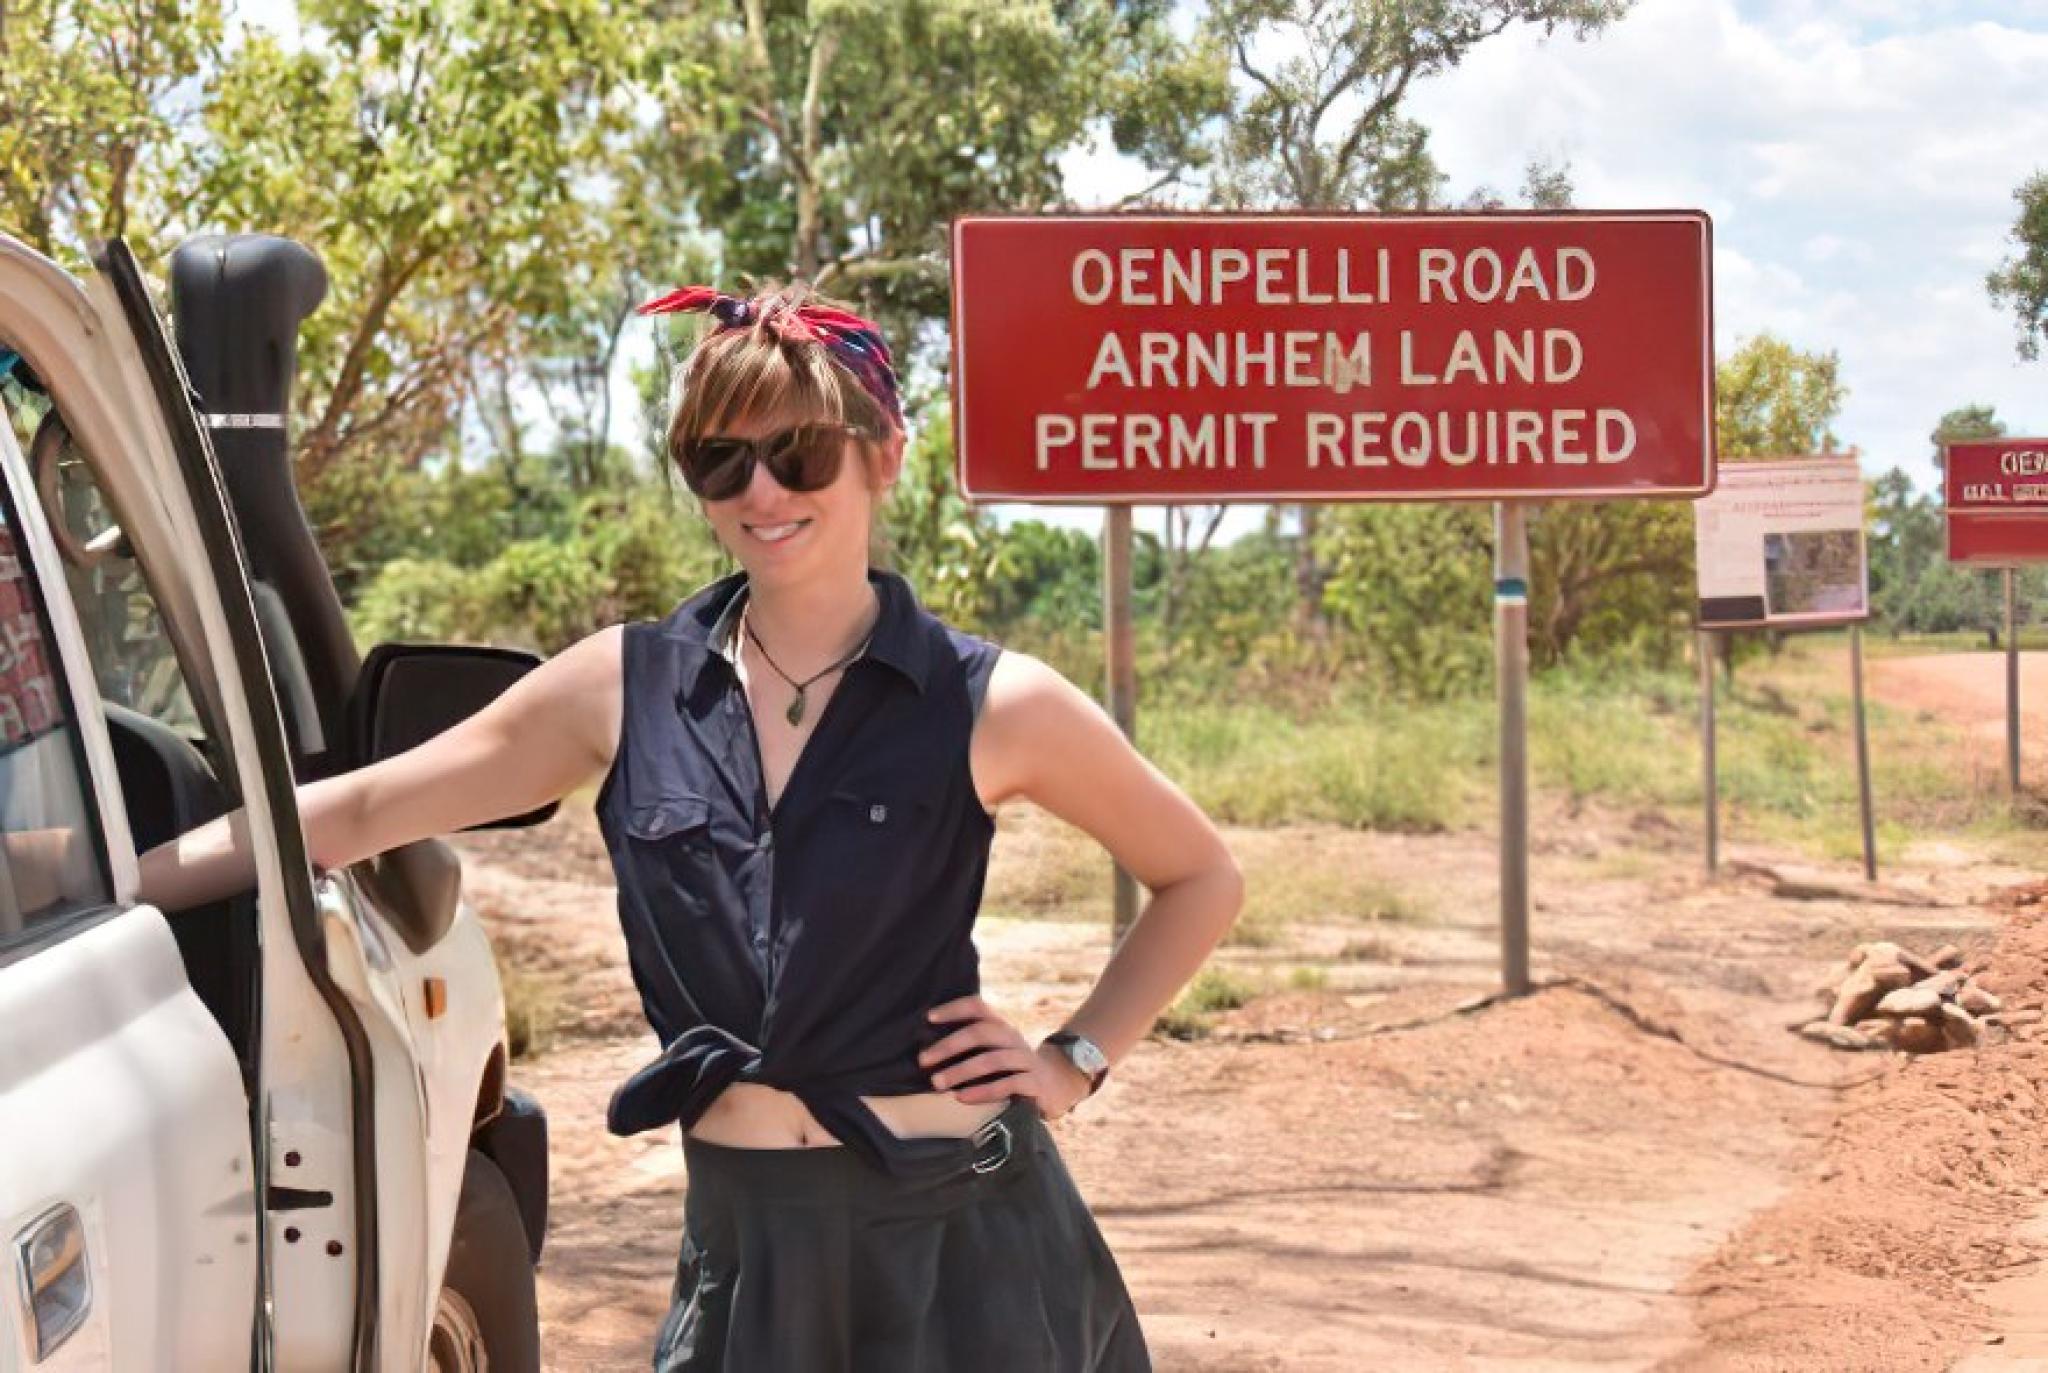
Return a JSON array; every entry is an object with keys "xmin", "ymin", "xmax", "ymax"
[{"xmin": 949, "ymin": 212, "xmax": 1715, "ymax": 504}]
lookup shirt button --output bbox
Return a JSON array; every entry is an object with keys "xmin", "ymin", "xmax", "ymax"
[
  {"xmin": 757, "ymin": 831, "xmax": 774, "ymax": 852},
  {"xmin": 752, "ymin": 931, "xmax": 769, "ymax": 951}
]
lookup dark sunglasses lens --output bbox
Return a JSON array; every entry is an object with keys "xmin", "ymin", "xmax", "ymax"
[
  {"xmin": 682, "ymin": 438, "xmax": 752, "ymax": 499},
  {"xmin": 764, "ymin": 425, "xmax": 849, "ymax": 492}
]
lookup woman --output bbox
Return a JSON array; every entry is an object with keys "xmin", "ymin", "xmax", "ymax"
[{"xmin": 142, "ymin": 284, "xmax": 1244, "ymax": 1371}]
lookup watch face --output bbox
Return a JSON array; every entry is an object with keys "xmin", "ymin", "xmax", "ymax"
[{"xmin": 1071, "ymin": 1037, "xmax": 1109, "ymax": 1077}]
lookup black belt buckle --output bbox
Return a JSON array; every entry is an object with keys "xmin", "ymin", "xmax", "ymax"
[{"xmin": 970, "ymin": 1116, "xmax": 1013, "ymax": 1175}]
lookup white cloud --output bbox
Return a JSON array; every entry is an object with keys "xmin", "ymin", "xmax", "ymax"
[
  {"xmin": 1017, "ymin": 1, "xmax": 2048, "ymax": 536},
  {"xmin": 1404, "ymin": 0, "xmax": 2048, "ymax": 480}
]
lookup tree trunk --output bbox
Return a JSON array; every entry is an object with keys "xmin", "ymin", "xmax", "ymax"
[{"xmin": 1293, "ymin": 504, "xmax": 1326, "ymax": 635}]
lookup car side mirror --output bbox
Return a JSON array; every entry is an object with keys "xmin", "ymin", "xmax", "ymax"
[{"xmin": 348, "ymin": 643, "xmax": 560, "ymax": 830}]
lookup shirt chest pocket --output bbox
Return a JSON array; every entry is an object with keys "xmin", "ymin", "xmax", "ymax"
[
  {"xmin": 811, "ymin": 781, "xmax": 942, "ymax": 901},
  {"xmin": 620, "ymin": 794, "xmax": 725, "ymax": 911}
]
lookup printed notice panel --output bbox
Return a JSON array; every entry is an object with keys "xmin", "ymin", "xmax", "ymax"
[
  {"xmin": 950, "ymin": 212, "xmax": 1714, "ymax": 504},
  {"xmin": 1944, "ymin": 438, "xmax": 2048, "ymax": 566},
  {"xmin": 1693, "ymin": 458, "xmax": 1868, "ymax": 629}
]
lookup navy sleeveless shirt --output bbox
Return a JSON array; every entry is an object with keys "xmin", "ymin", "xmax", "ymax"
[{"xmin": 593, "ymin": 568, "xmax": 1007, "ymax": 1178}]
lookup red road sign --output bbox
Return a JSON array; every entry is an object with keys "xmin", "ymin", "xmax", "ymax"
[
  {"xmin": 1944, "ymin": 439, "xmax": 2048, "ymax": 565},
  {"xmin": 949, "ymin": 211, "xmax": 1715, "ymax": 504}
]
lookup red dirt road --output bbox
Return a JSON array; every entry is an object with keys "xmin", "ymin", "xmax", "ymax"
[
  {"xmin": 1869, "ymin": 651, "xmax": 2048, "ymax": 791},
  {"xmin": 450, "ymin": 649, "xmax": 2048, "ymax": 1370}
]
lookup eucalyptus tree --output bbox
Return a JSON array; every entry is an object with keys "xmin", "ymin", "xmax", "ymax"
[
  {"xmin": 1989, "ymin": 170, "xmax": 2048, "ymax": 362},
  {"xmin": 199, "ymin": 0, "xmax": 638, "ymax": 578},
  {"xmin": 0, "ymin": 0, "xmax": 223, "ymax": 262},
  {"xmin": 628, "ymin": 0, "xmax": 1223, "ymax": 361}
]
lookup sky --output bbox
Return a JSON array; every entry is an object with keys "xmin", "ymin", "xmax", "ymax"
[{"xmin": 1040, "ymin": 0, "xmax": 2048, "ymax": 541}]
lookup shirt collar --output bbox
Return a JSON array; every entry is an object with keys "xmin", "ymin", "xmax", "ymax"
[{"xmin": 674, "ymin": 567, "xmax": 929, "ymax": 695}]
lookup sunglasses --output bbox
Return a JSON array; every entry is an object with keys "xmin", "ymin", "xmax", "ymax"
[{"xmin": 676, "ymin": 422, "xmax": 875, "ymax": 501}]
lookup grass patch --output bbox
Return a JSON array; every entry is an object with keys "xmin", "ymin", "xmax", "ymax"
[
  {"xmin": 499, "ymin": 961, "xmax": 561, "ymax": 1062},
  {"xmin": 1151, "ymin": 1005, "xmax": 1214, "ymax": 1041},
  {"xmin": 1337, "ymin": 935, "xmax": 1400, "ymax": 963},
  {"xmin": 1152, "ymin": 966, "xmax": 1264, "ymax": 1041},
  {"xmin": 1222, "ymin": 909, "xmax": 1289, "ymax": 947},
  {"xmin": 1286, "ymin": 966, "xmax": 1329, "ymax": 991},
  {"xmin": 983, "ymin": 817, "xmax": 1111, "ymax": 923},
  {"xmin": 1144, "ymin": 698, "xmax": 1485, "ymax": 832},
  {"xmin": 1132, "ymin": 635, "xmax": 2044, "ymax": 864},
  {"xmin": 1179, "ymin": 966, "xmax": 1260, "ymax": 1012}
]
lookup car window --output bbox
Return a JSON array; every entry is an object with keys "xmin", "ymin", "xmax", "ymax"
[
  {"xmin": 2, "ymin": 365, "xmax": 204, "ymax": 741},
  {"xmin": 0, "ymin": 420, "xmax": 113, "ymax": 944}
]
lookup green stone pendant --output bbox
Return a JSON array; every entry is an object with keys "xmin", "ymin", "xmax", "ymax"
[{"xmin": 785, "ymin": 690, "xmax": 807, "ymax": 727}]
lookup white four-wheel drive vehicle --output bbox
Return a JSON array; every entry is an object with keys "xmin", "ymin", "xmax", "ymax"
[{"xmin": 0, "ymin": 234, "xmax": 551, "ymax": 1371}]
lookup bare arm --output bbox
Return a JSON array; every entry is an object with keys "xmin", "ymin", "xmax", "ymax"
[
  {"xmin": 137, "ymin": 624, "xmax": 625, "ymax": 912},
  {"xmin": 970, "ymin": 650, "xmax": 1244, "ymax": 1070}
]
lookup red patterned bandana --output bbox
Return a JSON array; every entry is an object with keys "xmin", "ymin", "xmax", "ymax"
[{"xmin": 638, "ymin": 286, "xmax": 904, "ymax": 429}]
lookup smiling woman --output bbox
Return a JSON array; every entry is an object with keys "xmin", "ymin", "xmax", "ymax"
[{"xmin": 563, "ymin": 282, "xmax": 1245, "ymax": 1370}]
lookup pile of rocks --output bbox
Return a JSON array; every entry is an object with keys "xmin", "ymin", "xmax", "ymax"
[{"xmin": 1798, "ymin": 941, "xmax": 2016, "ymax": 1053}]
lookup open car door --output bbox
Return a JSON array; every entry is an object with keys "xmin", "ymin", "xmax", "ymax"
[
  {"xmin": 87, "ymin": 238, "xmax": 404, "ymax": 1370},
  {"xmin": 0, "ymin": 239, "xmax": 259, "ymax": 1369}
]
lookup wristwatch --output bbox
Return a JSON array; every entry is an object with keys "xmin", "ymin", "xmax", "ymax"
[{"xmin": 1042, "ymin": 1030, "xmax": 1110, "ymax": 1097}]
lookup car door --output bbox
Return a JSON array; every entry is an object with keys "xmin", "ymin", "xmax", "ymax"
[
  {"xmin": 0, "ymin": 338, "xmax": 257, "ymax": 1367},
  {"xmin": 88, "ymin": 237, "xmax": 412, "ymax": 1371}
]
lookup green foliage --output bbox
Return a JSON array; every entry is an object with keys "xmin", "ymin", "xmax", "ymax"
[
  {"xmin": 350, "ymin": 558, "xmax": 491, "ymax": 645},
  {"xmin": 880, "ymin": 408, "xmax": 1004, "ymax": 626},
  {"xmin": 1988, "ymin": 170, "xmax": 2048, "ymax": 362},
  {"xmin": 646, "ymin": 0, "xmax": 1223, "ymax": 356},
  {"xmin": 1203, "ymin": 0, "xmax": 1630, "ymax": 211},
  {"xmin": 1157, "ymin": 525, "xmax": 1300, "ymax": 669},
  {"xmin": 1144, "ymin": 696, "xmax": 1482, "ymax": 830},
  {"xmin": 981, "ymin": 519, "xmax": 1103, "ymax": 635},
  {"xmin": 200, "ymin": 0, "xmax": 636, "ymax": 566},
  {"xmin": 1929, "ymin": 403, "xmax": 2005, "ymax": 472},
  {"xmin": 1716, "ymin": 334, "xmax": 1847, "ymax": 458},
  {"xmin": 1526, "ymin": 502, "xmax": 1691, "ymax": 668},
  {"xmin": 1315, "ymin": 503, "xmax": 1492, "ymax": 697},
  {"xmin": 348, "ymin": 467, "xmax": 721, "ymax": 652},
  {"xmin": 0, "ymin": 0, "xmax": 223, "ymax": 260},
  {"xmin": 1178, "ymin": 966, "xmax": 1258, "ymax": 1013}
]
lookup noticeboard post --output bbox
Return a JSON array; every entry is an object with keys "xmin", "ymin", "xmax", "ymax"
[
  {"xmin": 950, "ymin": 211, "xmax": 1715, "ymax": 997},
  {"xmin": 1943, "ymin": 438, "xmax": 2048, "ymax": 793},
  {"xmin": 1691, "ymin": 458, "xmax": 1875, "ymax": 878}
]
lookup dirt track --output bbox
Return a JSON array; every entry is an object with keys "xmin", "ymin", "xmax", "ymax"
[
  {"xmin": 1870, "ymin": 651, "xmax": 2048, "ymax": 791},
  {"xmin": 451, "ymin": 651, "xmax": 2048, "ymax": 1370}
]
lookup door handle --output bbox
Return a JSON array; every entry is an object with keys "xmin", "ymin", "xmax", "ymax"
[{"xmin": 14, "ymin": 1202, "xmax": 91, "ymax": 1361}]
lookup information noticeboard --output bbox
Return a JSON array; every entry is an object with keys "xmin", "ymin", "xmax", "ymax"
[
  {"xmin": 949, "ymin": 211, "xmax": 1715, "ymax": 505},
  {"xmin": 1693, "ymin": 457, "xmax": 1868, "ymax": 629}
]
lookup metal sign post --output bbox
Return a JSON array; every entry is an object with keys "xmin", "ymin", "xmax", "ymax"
[
  {"xmin": 1495, "ymin": 504, "xmax": 1532, "ymax": 997},
  {"xmin": 1850, "ymin": 624, "xmax": 1876, "ymax": 880},
  {"xmin": 1699, "ymin": 629, "xmax": 1718, "ymax": 876},
  {"xmin": 1104, "ymin": 505, "xmax": 1140, "ymax": 939},
  {"xmin": 2008, "ymin": 568, "xmax": 2021, "ymax": 795}
]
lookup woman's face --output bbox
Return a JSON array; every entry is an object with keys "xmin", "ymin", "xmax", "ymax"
[{"xmin": 694, "ymin": 411, "xmax": 902, "ymax": 587}]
